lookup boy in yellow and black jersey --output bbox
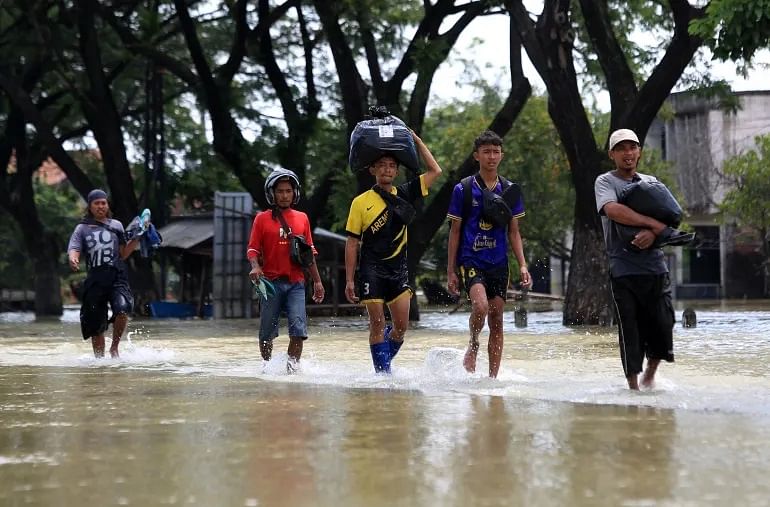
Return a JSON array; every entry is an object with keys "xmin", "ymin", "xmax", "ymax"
[
  {"xmin": 345, "ymin": 130, "xmax": 442, "ymax": 374},
  {"xmin": 346, "ymin": 177, "xmax": 421, "ymax": 270}
]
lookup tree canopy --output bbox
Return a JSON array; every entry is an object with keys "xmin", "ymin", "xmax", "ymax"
[{"xmin": 2, "ymin": 0, "xmax": 770, "ymax": 318}]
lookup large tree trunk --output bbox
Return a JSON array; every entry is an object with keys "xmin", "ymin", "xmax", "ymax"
[
  {"xmin": 27, "ymin": 232, "xmax": 64, "ymax": 317},
  {"xmin": 76, "ymin": 0, "xmax": 138, "ymax": 224},
  {"xmin": 0, "ymin": 106, "xmax": 63, "ymax": 316},
  {"xmin": 562, "ymin": 215, "xmax": 612, "ymax": 326}
]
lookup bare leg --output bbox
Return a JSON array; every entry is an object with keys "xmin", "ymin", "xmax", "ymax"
[
  {"xmin": 259, "ymin": 340, "xmax": 273, "ymax": 361},
  {"xmin": 627, "ymin": 374, "xmax": 640, "ymax": 390},
  {"xmin": 641, "ymin": 358, "xmax": 661, "ymax": 388},
  {"xmin": 365, "ymin": 303, "xmax": 387, "ymax": 345},
  {"xmin": 487, "ymin": 297, "xmax": 505, "ymax": 378},
  {"xmin": 110, "ymin": 313, "xmax": 128, "ymax": 358},
  {"xmin": 387, "ymin": 294, "xmax": 411, "ymax": 343},
  {"xmin": 464, "ymin": 284, "xmax": 489, "ymax": 374},
  {"xmin": 287, "ymin": 337, "xmax": 303, "ymax": 374},
  {"xmin": 92, "ymin": 335, "xmax": 105, "ymax": 358}
]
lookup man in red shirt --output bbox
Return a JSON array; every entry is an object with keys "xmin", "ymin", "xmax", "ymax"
[{"xmin": 247, "ymin": 169, "xmax": 324, "ymax": 373}]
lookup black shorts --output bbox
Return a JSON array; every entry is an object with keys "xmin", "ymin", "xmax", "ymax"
[
  {"xmin": 357, "ymin": 260, "xmax": 412, "ymax": 305},
  {"xmin": 610, "ymin": 273, "xmax": 675, "ymax": 376},
  {"xmin": 458, "ymin": 264, "xmax": 509, "ymax": 301},
  {"xmin": 80, "ymin": 265, "xmax": 133, "ymax": 340}
]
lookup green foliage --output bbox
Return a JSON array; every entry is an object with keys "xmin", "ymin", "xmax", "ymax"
[
  {"xmin": 0, "ymin": 180, "xmax": 81, "ymax": 289},
  {"xmin": 339, "ymin": 0, "xmax": 424, "ymax": 56},
  {"xmin": 305, "ymin": 117, "xmax": 352, "ymax": 230},
  {"xmin": 719, "ymin": 134, "xmax": 770, "ymax": 233},
  {"xmin": 571, "ymin": 1, "xmax": 726, "ymax": 101},
  {"xmin": 0, "ymin": 215, "xmax": 33, "ymax": 289},
  {"xmin": 35, "ymin": 179, "xmax": 84, "ymax": 240},
  {"xmin": 162, "ymin": 102, "xmax": 247, "ymax": 212},
  {"xmin": 690, "ymin": 0, "xmax": 770, "ymax": 62}
]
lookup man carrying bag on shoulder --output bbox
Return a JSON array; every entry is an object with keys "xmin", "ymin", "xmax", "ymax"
[{"xmin": 247, "ymin": 169, "xmax": 325, "ymax": 373}]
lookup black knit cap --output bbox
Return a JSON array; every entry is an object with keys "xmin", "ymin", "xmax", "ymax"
[{"xmin": 87, "ymin": 189, "xmax": 108, "ymax": 204}]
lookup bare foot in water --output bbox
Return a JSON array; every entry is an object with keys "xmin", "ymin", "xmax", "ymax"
[
  {"xmin": 286, "ymin": 358, "xmax": 300, "ymax": 375},
  {"xmin": 641, "ymin": 359, "xmax": 660, "ymax": 389},
  {"xmin": 463, "ymin": 343, "xmax": 479, "ymax": 373},
  {"xmin": 109, "ymin": 337, "xmax": 120, "ymax": 358},
  {"xmin": 627, "ymin": 374, "xmax": 640, "ymax": 390},
  {"xmin": 640, "ymin": 370, "xmax": 655, "ymax": 389}
]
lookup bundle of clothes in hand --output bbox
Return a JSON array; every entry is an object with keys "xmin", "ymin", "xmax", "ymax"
[{"xmin": 126, "ymin": 208, "xmax": 163, "ymax": 257}]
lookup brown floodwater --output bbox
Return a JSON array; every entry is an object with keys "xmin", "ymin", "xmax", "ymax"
[{"xmin": 1, "ymin": 303, "xmax": 769, "ymax": 506}]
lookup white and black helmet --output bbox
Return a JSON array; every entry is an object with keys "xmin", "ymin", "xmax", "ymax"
[{"xmin": 264, "ymin": 169, "xmax": 301, "ymax": 206}]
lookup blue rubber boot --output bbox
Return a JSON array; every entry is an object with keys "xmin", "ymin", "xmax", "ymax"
[
  {"xmin": 384, "ymin": 324, "xmax": 403, "ymax": 360},
  {"xmin": 370, "ymin": 342, "xmax": 392, "ymax": 374}
]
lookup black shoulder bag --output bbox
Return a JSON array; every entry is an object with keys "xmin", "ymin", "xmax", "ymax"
[
  {"xmin": 273, "ymin": 209, "xmax": 315, "ymax": 268},
  {"xmin": 372, "ymin": 185, "xmax": 416, "ymax": 225}
]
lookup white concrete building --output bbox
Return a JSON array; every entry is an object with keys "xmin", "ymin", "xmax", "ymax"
[{"xmin": 647, "ymin": 90, "xmax": 770, "ymax": 298}]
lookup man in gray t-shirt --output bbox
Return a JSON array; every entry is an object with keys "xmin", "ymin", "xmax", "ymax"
[
  {"xmin": 67, "ymin": 219, "xmax": 126, "ymax": 270},
  {"xmin": 594, "ymin": 129, "xmax": 675, "ymax": 391},
  {"xmin": 67, "ymin": 189, "xmax": 140, "ymax": 359},
  {"xmin": 595, "ymin": 172, "xmax": 667, "ymax": 278}
]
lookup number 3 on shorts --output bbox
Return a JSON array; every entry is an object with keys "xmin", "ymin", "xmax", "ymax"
[{"xmin": 363, "ymin": 282, "xmax": 370, "ymax": 296}]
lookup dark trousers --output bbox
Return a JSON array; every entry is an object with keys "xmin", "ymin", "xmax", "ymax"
[{"xmin": 610, "ymin": 274, "xmax": 675, "ymax": 376}]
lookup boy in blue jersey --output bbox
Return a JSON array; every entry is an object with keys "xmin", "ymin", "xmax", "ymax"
[{"xmin": 446, "ymin": 130, "xmax": 531, "ymax": 378}]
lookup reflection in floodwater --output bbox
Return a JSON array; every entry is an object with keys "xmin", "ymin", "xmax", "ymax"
[{"xmin": 1, "ymin": 306, "xmax": 770, "ymax": 505}]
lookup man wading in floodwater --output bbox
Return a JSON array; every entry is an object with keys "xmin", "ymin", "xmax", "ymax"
[
  {"xmin": 247, "ymin": 169, "xmax": 325, "ymax": 373},
  {"xmin": 67, "ymin": 189, "xmax": 141, "ymax": 358},
  {"xmin": 595, "ymin": 129, "xmax": 676, "ymax": 390}
]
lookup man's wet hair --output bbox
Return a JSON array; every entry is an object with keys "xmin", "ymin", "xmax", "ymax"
[{"xmin": 473, "ymin": 130, "xmax": 504, "ymax": 151}]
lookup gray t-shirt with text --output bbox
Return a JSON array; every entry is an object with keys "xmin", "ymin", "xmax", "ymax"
[
  {"xmin": 594, "ymin": 171, "xmax": 668, "ymax": 278},
  {"xmin": 67, "ymin": 219, "xmax": 126, "ymax": 271}
]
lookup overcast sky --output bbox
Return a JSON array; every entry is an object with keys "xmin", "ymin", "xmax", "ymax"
[{"xmin": 429, "ymin": 12, "xmax": 770, "ymax": 111}]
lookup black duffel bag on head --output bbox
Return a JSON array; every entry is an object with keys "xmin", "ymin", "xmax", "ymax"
[{"xmin": 349, "ymin": 106, "xmax": 419, "ymax": 173}]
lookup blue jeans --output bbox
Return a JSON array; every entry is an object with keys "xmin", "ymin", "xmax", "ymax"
[{"xmin": 258, "ymin": 280, "xmax": 308, "ymax": 342}]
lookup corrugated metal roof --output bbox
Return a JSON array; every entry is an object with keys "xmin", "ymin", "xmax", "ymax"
[
  {"xmin": 157, "ymin": 218, "xmax": 214, "ymax": 250},
  {"xmin": 313, "ymin": 226, "xmax": 346, "ymax": 242}
]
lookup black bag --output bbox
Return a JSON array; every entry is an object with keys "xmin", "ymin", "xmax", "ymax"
[
  {"xmin": 478, "ymin": 175, "xmax": 522, "ymax": 228},
  {"xmin": 614, "ymin": 179, "xmax": 695, "ymax": 249},
  {"xmin": 290, "ymin": 235, "xmax": 314, "ymax": 268},
  {"xmin": 371, "ymin": 185, "xmax": 417, "ymax": 225},
  {"xmin": 274, "ymin": 209, "xmax": 315, "ymax": 268},
  {"xmin": 619, "ymin": 179, "xmax": 683, "ymax": 227},
  {"xmin": 349, "ymin": 106, "xmax": 419, "ymax": 172}
]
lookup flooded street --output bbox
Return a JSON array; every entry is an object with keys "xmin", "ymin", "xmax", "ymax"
[{"xmin": 2, "ymin": 304, "xmax": 770, "ymax": 506}]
